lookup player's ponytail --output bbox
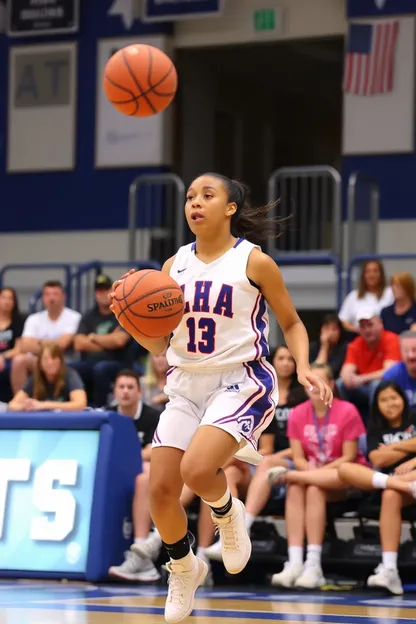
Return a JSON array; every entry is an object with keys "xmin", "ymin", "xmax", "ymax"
[{"xmin": 205, "ymin": 173, "xmax": 285, "ymax": 246}]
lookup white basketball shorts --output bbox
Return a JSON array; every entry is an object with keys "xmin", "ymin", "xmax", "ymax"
[{"xmin": 152, "ymin": 358, "xmax": 278, "ymax": 465}]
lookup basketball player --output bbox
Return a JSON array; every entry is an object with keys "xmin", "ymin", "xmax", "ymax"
[{"xmin": 110, "ymin": 173, "xmax": 333, "ymax": 623}]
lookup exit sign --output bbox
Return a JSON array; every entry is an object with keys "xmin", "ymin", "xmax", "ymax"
[{"xmin": 253, "ymin": 8, "xmax": 276, "ymax": 31}]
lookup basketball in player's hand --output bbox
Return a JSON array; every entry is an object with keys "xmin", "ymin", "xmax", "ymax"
[
  {"xmin": 103, "ymin": 44, "xmax": 178, "ymax": 117},
  {"xmin": 112, "ymin": 270, "xmax": 184, "ymax": 339}
]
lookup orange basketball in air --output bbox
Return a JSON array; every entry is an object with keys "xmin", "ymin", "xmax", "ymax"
[
  {"xmin": 112, "ymin": 270, "xmax": 184, "ymax": 339},
  {"xmin": 103, "ymin": 44, "xmax": 178, "ymax": 117}
]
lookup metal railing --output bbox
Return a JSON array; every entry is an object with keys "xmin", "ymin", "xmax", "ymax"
[
  {"xmin": 347, "ymin": 172, "xmax": 380, "ymax": 263},
  {"xmin": 266, "ymin": 165, "xmax": 342, "ymax": 259},
  {"xmin": 128, "ymin": 173, "xmax": 186, "ymax": 264}
]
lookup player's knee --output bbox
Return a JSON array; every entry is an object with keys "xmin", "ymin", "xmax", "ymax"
[{"xmin": 180, "ymin": 457, "xmax": 212, "ymax": 493}]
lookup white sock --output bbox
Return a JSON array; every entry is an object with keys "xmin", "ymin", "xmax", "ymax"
[
  {"xmin": 372, "ymin": 472, "xmax": 389, "ymax": 489},
  {"xmin": 288, "ymin": 545, "xmax": 303, "ymax": 567},
  {"xmin": 202, "ymin": 486, "xmax": 232, "ymax": 516},
  {"xmin": 171, "ymin": 550, "xmax": 195, "ymax": 571},
  {"xmin": 306, "ymin": 544, "xmax": 322, "ymax": 567},
  {"xmin": 245, "ymin": 513, "xmax": 255, "ymax": 531},
  {"xmin": 382, "ymin": 551, "xmax": 398, "ymax": 570},
  {"xmin": 134, "ymin": 537, "xmax": 147, "ymax": 545},
  {"xmin": 196, "ymin": 546, "xmax": 206, "ymax": 559}
]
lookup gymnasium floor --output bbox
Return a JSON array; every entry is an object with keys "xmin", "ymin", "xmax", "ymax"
[{"xmin": 1, "ymin": 581, "xmax": 416, "ymax": 624}]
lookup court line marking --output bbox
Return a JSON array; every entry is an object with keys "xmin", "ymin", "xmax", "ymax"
[{"xmin": 3, "ymin": 601, "xmax": 415, "ymax": 622}]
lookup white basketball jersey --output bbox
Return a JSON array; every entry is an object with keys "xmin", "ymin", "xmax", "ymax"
[{"xmin": 167, "ymin": 238, "xmax": 270, "ymax": 371}]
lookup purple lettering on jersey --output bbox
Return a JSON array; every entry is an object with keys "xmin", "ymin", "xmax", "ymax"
[
  {"xmin": 213, "ymin": 284, "xmax": 234, "ymax": 318},
  {"xmin": 193, "ymin": 281, "xmax": 213, "ymax": 312},
  {"xmin": 180, "ymin": 284, "xmax": 190, "ymax": 314}
]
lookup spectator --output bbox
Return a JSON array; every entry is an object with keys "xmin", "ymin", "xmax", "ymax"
[
  {"xmin": 0, "ymin": 288, "xmax": 25, "ymax": 401},
  {"xmin": 309, "ymin": 314, "xmax": 347, "ymax": 379},
  {"xmin": 11, "ymin": 281, "xmax": 81, "ymax": 393},
  {"xmin": 108, "ymin": 370, "xmax": 161, "ymax": 582},
  {"xmin": 382, "ymin": 331, "xmax": 416, "ymax": 408},
  {"xmin": 71, "ymin": 275, "xmax": 131, "ymax": 406},
  {"xmin": 9, "ymin": 344, "xmax": 87, "ymax": 412},
  {"xmin": 339, "ymin": 260, "xmax": 393, "ymax": 334},
  {"xmin": 268, "ymin": 363, "xmax": 366, "ymax": 589},
  {"xmin": 141, "ymin": 351, "xmax": 169, "ymax": 411},
  {"xmin": 338, "ymin": 305, "xmax": 401, "ymax": 419},
  {"xmin": 338, "ymin": 381, "xmax": 416, "ymax": 595},
  {"xmin": 381, "ymin": 272, "xmax": 416, "ymax": 335}
]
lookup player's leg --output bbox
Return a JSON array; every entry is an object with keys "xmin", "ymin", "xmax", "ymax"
[
  {"xmin": 269, "ymin": 466, "xmax": 347, "ymax": 490},
  {"xmin": 339, "ymin": 462, "xmax": 416, "ymax": 495}
]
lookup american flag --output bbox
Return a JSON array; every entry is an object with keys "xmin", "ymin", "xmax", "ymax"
[{"xmin": 343, "ymin": 21, "xmax": 399, "ymax": 96}]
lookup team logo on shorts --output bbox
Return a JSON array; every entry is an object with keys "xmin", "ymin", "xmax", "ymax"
[{"xmin": 237, "ymin": 415, "xmax": 254, "ymax": 435}]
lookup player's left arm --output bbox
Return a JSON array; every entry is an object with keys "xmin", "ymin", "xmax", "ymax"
[{"xmin": 247, "ymin": 249, "xmax": 333, "ymax": 406}]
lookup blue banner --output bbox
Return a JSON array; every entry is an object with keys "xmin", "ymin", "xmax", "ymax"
[
  {"xmin": 142, "ymin": 0, "xmax": 223, "ymax": 22},
  {"xmin": 0, "ymin": 429, "xmax": 99, "ymax": 573},
  {"xmin": 348, "ymin": 0, "xmax": 416, "ymax": 17}
]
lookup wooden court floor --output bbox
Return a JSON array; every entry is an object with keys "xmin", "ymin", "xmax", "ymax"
[{"xmin": 1, "ymin": 580, "xmax": 416, "ymax": 624}]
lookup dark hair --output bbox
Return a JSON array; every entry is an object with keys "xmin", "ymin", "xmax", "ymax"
[
  {"xmin": 268, "ymin": 344, "xmax": 308, "ymax": 405},
  {"xmin": 34, "ymin": 344, "xmax": 66, "ymax": 400},
  {"xmin": 115, "ymin": 369, "xmax": 141, "ymax": 388},
  {"xmin": 368, "ymin": 381, "xmax": 411, "ymax": 433},
  {"xmin": 358, "ymin": 260, "xmax": 386, "ymax": 300},
  {"xmin": 0, "ymin": 287, "xmax": 21, "ymax": 323},
  {"xmin": 200, "ymin": 173, "xmax": 284, "ymax": 245},
  {"xmin": 43, "ymin": 280, "xmax": 65, "ymax": 292}
]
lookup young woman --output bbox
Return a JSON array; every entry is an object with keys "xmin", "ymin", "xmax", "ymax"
[
  {"xmin": 381, "ymin": 272, "xmax": 416, "ymax": 335},
  {"xmin": 339, "ymin": 260, "xmax": 393, "ymax": 334},
  {"xmin": 0, "ymin": 288, "xmax": 24, "ymax": 401},
  {"xmin": 268, "ymin": 364, "xmax": 366, "ymax": 589},
  {"xmin": 9, "ymin": 344, "xmax": 87, "ymax": 412},
  {"xmin": 110, "ymin": 173, "xmax": 332, "ymax": 623},
  {"xmin": 140, "ymin": 351, "xmax": 170, "ymax": 412},
  {"xmin": 338, "ymin": 381, "xmax": 416, "ymax": 595},
  {"xmin": 309, "ymin": 314, "xmax": 347, "ymax": 379}
]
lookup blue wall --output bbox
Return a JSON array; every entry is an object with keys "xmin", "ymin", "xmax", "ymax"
[{"xmin": 0, "ymin": 1, "xmax": 172, "ymax": 232}]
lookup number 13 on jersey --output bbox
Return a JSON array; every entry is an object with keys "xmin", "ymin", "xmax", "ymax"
[{"xmin": 186, "ymin": 317, "xmax": 216, "ymax": 354}]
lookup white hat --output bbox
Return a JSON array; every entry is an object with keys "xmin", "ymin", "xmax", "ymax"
[{"xmin": 357, "ymin": 305, "xmax": 380, "ymax": 322}]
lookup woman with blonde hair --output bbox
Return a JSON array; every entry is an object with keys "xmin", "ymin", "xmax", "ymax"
[
  {"xmin": 9, "ymin": 344, "xmax": 87, "ymax": 411},
  {"xmin": 381, "ymin": 272, "xmax": 416, "ymax": 335},
  {"xmin": 339, "ymin": 259, "xmax": 393, "ymax": 334}
]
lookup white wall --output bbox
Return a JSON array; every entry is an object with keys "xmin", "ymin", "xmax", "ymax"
[
  {"xmin": 2, "ymin": 220, "xmax": 415, "ymax": 312},
  {"xmin": 174, "ymin": 0, "xmax": 346, "ymax": 48}
]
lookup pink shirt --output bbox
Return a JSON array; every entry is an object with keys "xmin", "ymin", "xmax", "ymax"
[{"xmin": 287, "ymin": 398, "xmax": 367, "ymax": 467}]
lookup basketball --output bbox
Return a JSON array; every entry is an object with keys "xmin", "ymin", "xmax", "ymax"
[
  {"xmin": 112, "ymin": 270, "xmax": 184, "ymax": 339},
  {"xmin": 103, "ymin": 44, "xmax": 178, "ymax": 117}
]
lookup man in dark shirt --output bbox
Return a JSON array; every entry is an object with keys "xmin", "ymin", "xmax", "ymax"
[
  {"xmin": 70, "ymin": 275, "xmax": 131, "ymax": 406},
  {"xmin": 108, "ymin": 370, "xmax": 162, "ymax": 582}
]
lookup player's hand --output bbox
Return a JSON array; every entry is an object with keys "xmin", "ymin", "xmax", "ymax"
[
  {"xmin": 109, "ymin": 269, "xmax": 136, "ymax": 314},
  {"xmin": 297, "ymin": 366, "xmax": 333, "ymax": 406}
]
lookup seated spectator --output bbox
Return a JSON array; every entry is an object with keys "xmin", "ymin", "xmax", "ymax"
[
  {"xmin": 309, "ymin": 314, "xmax": 347, "ymax": 379},
  {"xmin": 338, "ymin": 381, "xmax": 416, "ymax": 595},
  {"xmin": 9, "ymin": 344, "xmax": 87, "ymax": 412},
  {"xmin": 108, "ymin": 370, "xmax": 161, "ymax": 582},
  {"xmin": 382, "ymin": 331, "xmax": 416, "ymax": 408},
  {"xmin": 71, "ymin": 275, "xmax": 131, "ymax": 406},
  {"xmin": 11, "ymin": 281, "xmax": 81, "ymax": 393},
  {"xmin": 381, "ymin": 272, "xmax": 416, "ymax": 335},
  {"xmin": 0, "ymin": 288, "xmax": 25, "ymax": 402},
  {"xmin": 339, "ymin": 260, "xmax": 393, "ymax": 334},
  {"xmin": 268, "ymin": 363, "xmax": 366, "ymax": 589},
  {"xmin": 338, "ymin": 306, "xmax": 401, "ymax": 419},
  {"xmin": 140, "ymin": 351, "xmax": 169, "ymax": 412}
]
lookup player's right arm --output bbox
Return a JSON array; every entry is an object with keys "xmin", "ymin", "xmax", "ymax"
[{"xmin": 109, "ymin": 257, "xmax": 175, "ymax": 355}]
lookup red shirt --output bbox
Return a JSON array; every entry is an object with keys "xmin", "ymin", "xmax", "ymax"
[{"xmin": 344, "ymin": 330, "xmax": 401, "ymax": 375}]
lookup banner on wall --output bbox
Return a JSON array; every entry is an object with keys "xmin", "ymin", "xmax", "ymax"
[
  {"xmin": 7, "ymin": 0, "xmax": 79, "ymax": 36},
  {"xmin": 142, "ymin": 0, "xmax": 223, "ymax": 22},
  {"xmin": 8, "ymin": 42, "xmax": 77, "ymax": 172},
  {"xmin": 342, "ymin": 17, "xmax": 415, "ymax": 154},
  {"xmin": 348, "ymin": 0, "xmax": 416, "ymax": 18},
  {"xmin": 95, "ymin": 36, "xmax": 172, "ymax": 168}
]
